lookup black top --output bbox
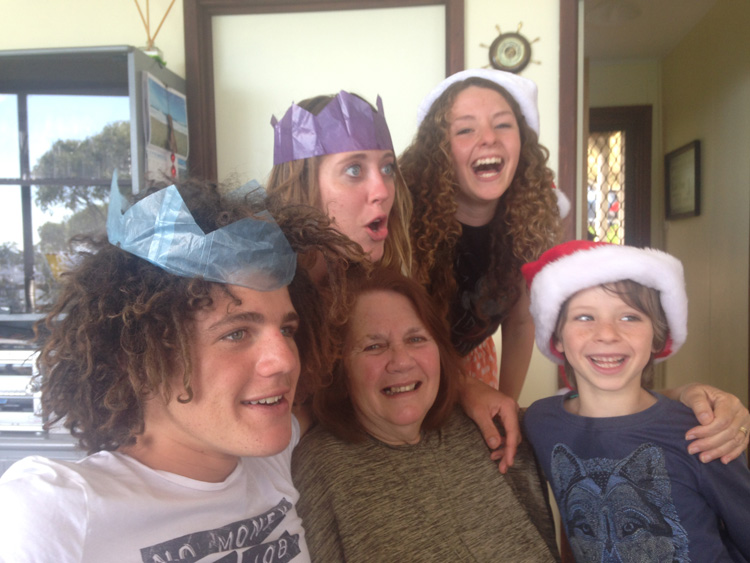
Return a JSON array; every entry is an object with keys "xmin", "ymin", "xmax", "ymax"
[{"xmin": 450, "ymin": 223, "xmax": 506, "ymax": 356}]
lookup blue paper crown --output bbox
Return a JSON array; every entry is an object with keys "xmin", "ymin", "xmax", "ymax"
[{"xmin": 106, "ymin": 173, "xmax": 296, "ymax": 291}]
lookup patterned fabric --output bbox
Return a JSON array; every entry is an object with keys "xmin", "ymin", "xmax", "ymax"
[{"xmin": 460, "ymin": 335, "xmax": 498, "ymax": 388}]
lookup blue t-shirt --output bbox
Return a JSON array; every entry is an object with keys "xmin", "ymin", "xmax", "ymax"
[{"xmin": 524, "ymin": 392, "xmax": 750, "ymax": 562}]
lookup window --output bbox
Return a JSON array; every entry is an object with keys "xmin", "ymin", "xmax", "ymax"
[
  {"xmin": 0, "ymin": 46, "xmax": 185, "ymax": 317},
  {"xmin": 0, "ymin": 93, "xmax": 129, "ymax": 314}
]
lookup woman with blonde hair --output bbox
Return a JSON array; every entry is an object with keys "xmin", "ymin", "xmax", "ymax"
[{"xmin": 266, "ymin": 90, "xmax": 412, "ymax": 275}]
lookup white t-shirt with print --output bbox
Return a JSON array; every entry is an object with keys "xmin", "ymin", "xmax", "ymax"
[{"xmin": 0, "ymin": 417, "xmax": 309, "ymax": 563}]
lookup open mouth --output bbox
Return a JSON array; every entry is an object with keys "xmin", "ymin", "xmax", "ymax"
[
  {"xmin": 589, "ymin": 356, "xmax": 626, "ymax": 369},
  {"xmin": 368, "ymin": 217, "xmax": 386, "ymax": 232},
  {"xmin": 382, "ymin": 382, "xmax": 421, "ymax": 396},
  {"xmin": 366, "ymin": 216, "xmax": 389, "ymax": 241},
  {"xmin": 472, "ymin": 157, "xmax": 504, "ymax": 178},
  {"xmin": 242, "ymin": 395, "xmax": 283, "ymax": 406}
]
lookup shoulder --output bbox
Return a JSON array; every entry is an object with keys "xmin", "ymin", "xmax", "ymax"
[
  {"xmin": 523, "ymin": 395, "xmax": 563, "ymax": 426},
  {"xmin": 650, "ymin": 392, "xmax": 700, "ymax": 431},
  {"xmin": 0, "ymin": 454, "xmax": 105, "ymax": 560},
  {"xmin": 291, "ymin": 425, "xmax": 353, "ymax": 481}
]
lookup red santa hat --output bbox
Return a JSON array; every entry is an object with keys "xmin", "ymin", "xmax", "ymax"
[{"xmin": 521, "ymin": 240, "xmax": 688, "ymax": 365}]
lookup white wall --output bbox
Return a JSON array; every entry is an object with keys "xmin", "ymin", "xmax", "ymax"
[
  {"xmin": 0, "ymin": 0, "xmax": 187, "ymax": 76},
  {"xmin": 661, "ymin": 0, "xmax": 749, "ymax": 405},
  {"xmin": 211, "ymin": 6, "xmax": 446, "ymax": 184}
]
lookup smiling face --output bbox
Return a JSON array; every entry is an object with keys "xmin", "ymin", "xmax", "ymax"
[
  {"xmin": 448, "ymin": 85, "xmax": 522, "ymax": 226},
  {"xmin": 143, "ymin": 285, "xmax": 301, "ymax": 468},
  {"xmin": 317, "ymin": 149, "xmax": 396, "ymax": 262},
  {"xmin": 344, "ymin": 290, "xmax": 441, "ymax": 445},
  {"xmin": 555, "ymin": 286, "xmax": 655, "ymax": 401}
]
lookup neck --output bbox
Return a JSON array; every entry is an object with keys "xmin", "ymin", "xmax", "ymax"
[
  {"xmin": 455, "ymin": 198, "xmax": 497, "ymax": 227},
  {"xmin": 565, "ymin": 387, "xmax": 656, "ymax": 418},
  {"xmin": 120, "ymin": 434, "xmax": 239, "ymax": 483},
  {"xmin": 363, "ymin": 423, "xmax": 423, "ymax": 447}
]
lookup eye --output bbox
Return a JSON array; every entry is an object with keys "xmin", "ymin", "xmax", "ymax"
[
  {"xmin": 621, "ymin": 314, "xmax": 643, "ymax": 322},
  {"xmin": 281, "ymin": 323, "xmax": 299, "ymax": 338},
  {"xmin": 406, "ymin": 335, "xmax": 428, "ymax": 345},
  {"xmin": 222, "ymin": 329, "xmax": 246, "ymax": 342},
  {"xmin": 454, "ymin": 127, "xmax": 473, "ymax": 136},
  {"xmin": 573, "ymin": 314, "xmax": 594, "ymax": 322},
  {"xmin": 345, "ymin": 164, "xmax": 362, "ymax": 177},
  {"xmin": 362, "ymin": 342, "xmax": 385, "ymax": 353},
  {"xmin": 381, "ymin": 162, "xmax": 395, "ymax": 176}
]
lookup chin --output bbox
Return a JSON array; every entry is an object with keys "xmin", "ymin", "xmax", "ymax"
[
  {"xmin": 245, "ymin": 420, "xmax": 294, "ymax": 457},
  {"xmin": 367, "ymin": 245, "xmax": 385, "ymax": 262}
]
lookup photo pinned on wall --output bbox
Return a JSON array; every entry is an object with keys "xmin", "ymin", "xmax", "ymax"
[
  {"xmin": 143, "ymin": 72, "xmax": 189, "ymax": 187},
  {"xmin": 665, "ymin": 140, "xmax": 700, "ymax": 220}
]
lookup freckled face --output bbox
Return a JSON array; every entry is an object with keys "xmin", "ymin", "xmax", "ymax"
[
  {"xmin": 149, "ymin": 285, "xmax": 301, "ymax": 461},
  {"xmin": 555, "ymin": 286, "xmax": 655, "ymax": 398},
  {"xmin": 344, "ymin": 290, "xmax": 441, "ymax": 445},
  {"xmin": 448, "ymin": 86, "xmax": 522, "ymax": 224},
  {"xmin": 317, "ymin": 149, "xmax": 396, "ymax": 262}
]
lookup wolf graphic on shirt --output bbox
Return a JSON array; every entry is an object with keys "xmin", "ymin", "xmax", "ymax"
[{"xmin": 551, "ymin": 443, "xmax": 689, "ymax": 562}]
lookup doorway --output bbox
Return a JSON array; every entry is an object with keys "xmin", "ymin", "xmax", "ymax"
[{"xmin": 588, "ymin": 105, "xmax": 652, "ymax": 248}]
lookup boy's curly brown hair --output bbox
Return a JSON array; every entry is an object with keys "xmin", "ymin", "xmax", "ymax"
[
  {"xmin": 399, "ymin": 77, "xmax": 561, "ymax": 326},
  {"xmin": 36, "ymin": 180, "xmax": 366, "ymax": 454}
]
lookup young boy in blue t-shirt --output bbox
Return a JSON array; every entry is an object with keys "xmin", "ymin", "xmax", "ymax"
[{"xmin": 522, "ymin": 240, "xmax": 750, "ymax": 562}]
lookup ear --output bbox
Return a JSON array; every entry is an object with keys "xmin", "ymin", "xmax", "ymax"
[{"xmin": 554, "ymin": 337, "xmax": 565, "ymax": 355}]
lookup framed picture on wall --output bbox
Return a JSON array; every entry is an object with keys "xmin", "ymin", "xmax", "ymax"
[{"xmin": 665, "ymin": 140, "xmax": 701, "ymax": 220}]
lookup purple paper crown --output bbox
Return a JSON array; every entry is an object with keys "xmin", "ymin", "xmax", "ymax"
[{"xmin": 271, "ymin": 90, "xmax": 394, "ymax": 165}]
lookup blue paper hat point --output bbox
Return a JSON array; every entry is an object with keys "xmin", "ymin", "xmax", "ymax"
[{"xmin": 106, "ymin": 172, "xmax": 296, "ymax": 291}]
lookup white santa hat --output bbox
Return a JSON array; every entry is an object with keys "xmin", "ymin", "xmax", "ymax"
[
  {"xmin": 521, "ymin": 240, "xmax": 688, "ymax": 365},
  {"xmin": 416, "ymin": 68, "xmax": 540, "ymax": 135}
]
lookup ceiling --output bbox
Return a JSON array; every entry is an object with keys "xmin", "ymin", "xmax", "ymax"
[{"xmin": 584, "ymin": 0, "xmax": 718, "ymax": 61}]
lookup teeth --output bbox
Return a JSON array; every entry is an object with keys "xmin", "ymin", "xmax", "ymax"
[
  {"xmin": 473, "ymin": 157, "xmax": 502, "ymax": 166},
  {"xmin": 245, "ymin": 395, "xmax": 282, "ymax": 405},
  {"xmin": 383, "ymin": 383, "xmax": 418, "ymax": 396},
  {"xmin": 590, "ymin": 356, "xmax": 625, "ymax": 368}
]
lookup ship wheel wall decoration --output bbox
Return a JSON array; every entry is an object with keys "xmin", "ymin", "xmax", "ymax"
[{"xmin": 482, "ymin": 23, "xmax": 540, "ymax": 74}]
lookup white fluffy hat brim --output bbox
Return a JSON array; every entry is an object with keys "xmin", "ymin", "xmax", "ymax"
[
  {"xmin": 416, "ymin": 69, "xmax": 540, "ymax": 135},
  {"xmin": 527, "ymin": 244, "xmax": 688, "ymax": 364}
]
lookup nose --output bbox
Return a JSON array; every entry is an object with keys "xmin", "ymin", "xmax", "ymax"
[
  {"xmin": 594, "ymin": 321, "xmax": 620, "ymax": 343},
  {"xmin": 479, "ymin": 122, "xmax": 498, "ymax": 146},
  {"xmin": 367, "ymin": 171, "xmax": 393, "ymax": 206},
  {"xmin": 255, "ymin": 330, "xmax": 299, "ymax": 378},
  {"xmin": 386, "ymin": 343, "xmax": 416, "ymax": 372}
]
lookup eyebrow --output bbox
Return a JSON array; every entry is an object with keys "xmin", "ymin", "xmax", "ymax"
[
  {"xmin": 359, "ymin": 326, "xmax": 426, "ymax": 341},
  {"xmin": 207, "ymin": 310, "xmax": 299, "ymax": 333},
  {"xmin": 452, "ymin": 110, "xmax": 514, "ymax": 123}
]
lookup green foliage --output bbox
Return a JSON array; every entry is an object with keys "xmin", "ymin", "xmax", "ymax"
[
  {"xmin": 36, "ymin": 204, "xmax": 106, "ymax": 254},
  {"xmin": 33, "ymin": 120, "xmax": 131, "ymax": 213}
]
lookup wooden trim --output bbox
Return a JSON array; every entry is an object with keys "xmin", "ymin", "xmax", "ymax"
[
  {"xmin": 183, "ymin": 0, "xmax": 464, "ymax": 182},
  {"xmin": 558, "ymin": 0, "xmax": 578, "ymax": 243},
  {"xmin": 557, "ymin": 8, "xmax": 579, "ymax": 561}
]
